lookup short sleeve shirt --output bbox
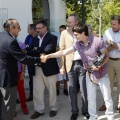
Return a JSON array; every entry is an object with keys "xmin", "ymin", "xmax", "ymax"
[
  {"xmin": 73, "ymin": 36, "xmax": 108, "ymax": 79},
  {"xmin": 103, "ymin": 28, "xmax": 120, "ymax": 58}
]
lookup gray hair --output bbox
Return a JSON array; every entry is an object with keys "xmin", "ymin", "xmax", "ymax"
[
  {"xmin": 69, "ymin": 13, "xmax": 80, "ymax": 23},
  {"xmin": 5, "ymin": 18, "xmax": 17, "ymax": 31}
]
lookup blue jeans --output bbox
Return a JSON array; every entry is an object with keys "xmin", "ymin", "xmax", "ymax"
[{"xmin": 67, "ymin": 60, "xmax": 88, "ymax": 114}]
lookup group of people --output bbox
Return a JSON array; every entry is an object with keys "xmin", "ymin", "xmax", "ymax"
[{"xmin": 0, "ymin": 14, "xmax": 120, "ymax": 120}]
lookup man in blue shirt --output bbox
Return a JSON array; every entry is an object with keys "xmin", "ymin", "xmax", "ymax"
[{"xmin": 25, "ymin": 24, "xmax": 37, "ymax": 102}]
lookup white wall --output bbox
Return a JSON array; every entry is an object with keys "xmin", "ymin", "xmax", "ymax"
[
  {"xmin": 48, "ymin": 0, "xmax": 66, "ymax": 32},
  {"xmin": 0, "ymin": 0, "xmax": 32, "ymax": 42},
  {"xmin": 0, "ymin": 0, "xmax": 66, "ymax": 42}
]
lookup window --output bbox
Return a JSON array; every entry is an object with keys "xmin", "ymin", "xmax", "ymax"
[{"xmin": 0, "ymin": 8, "xmax": 8, "ymax": 32}]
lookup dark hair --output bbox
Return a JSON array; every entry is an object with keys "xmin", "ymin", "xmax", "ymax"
[
  {"xmin": 59, "ymin": 25, "xmax": 66, "ymax": 29},
  {"xmin": 69, "ymin": 13, "xmax": 80, "ymax": 23},
  {"xmin": 3, "ymin": 22, "xmax": 6, "ymax": 29},
  {"xmin": 111, "ymin": 15, "xmax": 120, "ymax": 24},
  {"xmin": 36, "ymin": 19, "xmax": 47, "ymax": 27},
  {"xmin": 29, "ymin": 24, "xmax": 36, "ymax": 31},
  {"xmin": 72, "ymin": 23, "xmax": 89, "ymax": 36},
  {"xmin": 5, "ymin": 18, "xmax": 17, "ymax": 31}
]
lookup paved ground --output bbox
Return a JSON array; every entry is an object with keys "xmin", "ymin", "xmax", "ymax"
[{"xmin": 14, "ymin": 78, "xmax": 120, "ymax": 120}]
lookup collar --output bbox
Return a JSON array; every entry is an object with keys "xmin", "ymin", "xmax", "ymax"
[
  {"xmin": 9, "ymin": 32, "xmax": 16, "ymax": 39},
  {"xmin": 37, "ymin": 32, "xmax": 48, "ymax": 40},
  {"xmin": 112, "ymin": 29, "xmax": 120, "ymax": 33},
  {"xmin": 68, "ymin": 29, "xmax": 73, "ymax": 36},
  {"xmin": 79, "ymin": 36, "xmax": 92, "ymax": 46}
]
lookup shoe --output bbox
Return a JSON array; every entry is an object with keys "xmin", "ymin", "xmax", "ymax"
[
  {"xmin": 31, "ymin": 112, "xmax": 44, "ymax": 119},
  {"xmin": 57, "ymin": 90, "xmax": 60, "ymax": 96},
  {"xmin": 16, "ymin": 99, "xmax": 20, "ymax": 104},
  {"xmin": 99, "ymin": 105, "xmax": 106, "ymax": 111},
  {"xmin": 22, "ymin": 108, "xmax": 29, "ymax": 115},
  {"xmin": 63, "ymin": 89, "xmax": 68, "ymax": 96},
  {"xmin": 49, "ymin": 110, "xmax": 57, "ymax": 117},
  {"xmin": 82, "ymin": 113, "xmax": 90, "ymax": 119},
  {"xmin": 26, "ymin": 96, "xmax": 33, "ymax": 102},
  {"xmin": 117, "ymin": 107, "xmax": 120, "ymax": 113},
  {"xmin": 70, "ymin": 113, "xmax": 78, "ymax": 120}
]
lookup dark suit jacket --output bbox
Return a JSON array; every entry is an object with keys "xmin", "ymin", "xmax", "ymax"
[
  {"xmin": 27, "ymin": 32, "xmax": 59, "ymax": 76},
  {"xmin": 0, "ymin": 31, "xmax": 40, "ymax": 87}
]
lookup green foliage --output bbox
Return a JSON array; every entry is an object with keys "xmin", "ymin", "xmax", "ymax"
[
  {"xmin": 32, "ymin": 0, "xmax": 44, "ymax": 23},
  {"xmin": 66, "ymin": 0, "xmax": 120, "ymax": 36},
  {"xmin": 66, "ymin": 1, "xmax": 82, "ymax": 20}
]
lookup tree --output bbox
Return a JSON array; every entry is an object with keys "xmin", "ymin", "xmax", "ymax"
[{"xmin": 66, "ymin": 0, "xmax": 120, "ymax": 36}]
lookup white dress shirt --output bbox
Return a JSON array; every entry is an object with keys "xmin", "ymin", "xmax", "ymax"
[
  {"xmin": 38, "ymin": 32, "xmax": 47, "ymax": 47},
  {"xmin": 103, "ymin": 28, "xmax": 120, "ymax": 58},
  {"xmin": 73, "ymin": 35, "xmax": 81, "ymax": 60}
]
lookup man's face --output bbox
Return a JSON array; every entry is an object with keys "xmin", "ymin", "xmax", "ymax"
[
  {"xmin": 30, "ymin": 29, "xmax": 36, "ymax": 36},
  {"xmin": 59, "ymin": 28, "xmax": 66, "ymax": 34},
  {"xmin": 73, "ymin": 32, "xmax": 83, "ymax": 41},
  {"xmin": 67, "ymin": 16, "xmax": 77, "ymax": 31},
  {"xmin": 36, "ymin": 23, "xmax": 47, "ymax": 37},
  {"xmin": 87, "ymin": 25, "xmax": 92, "ymax": 35},
  {"xmin": 27, "ymin": 25, "xmax": 31, "ymax": 34},
  {"xmin": 10, "ymin": 21, "xmax": 21, "ymax": 38},
  {"xmin": 111, "ymin": 20, "xmax": 120, "ymax": 32}
]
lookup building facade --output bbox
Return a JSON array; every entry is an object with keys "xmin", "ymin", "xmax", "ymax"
[{"xmin": 0, "ymin": 0, "xmax": 66, "ymax": 41}]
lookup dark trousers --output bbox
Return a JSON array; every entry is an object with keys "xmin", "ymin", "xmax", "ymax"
[
  {"xmin": 67, "ymin": 60, "xmax": 88, "ymax": 114},
  {"xmin": 0, "ymin": 86, "xmax": 17, "ymax": 120},
  {"xmin": 17, "ymin": 72, "xmax": 27, "ymax": 109},
  {"xmin": 28, "ymin": 65, "xmax": 33, "ymax": 96}
]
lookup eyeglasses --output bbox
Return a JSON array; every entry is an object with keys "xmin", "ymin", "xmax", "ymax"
[{"xmin": 36, "ymin": 26, "xmax": 45, "ymax": 30}]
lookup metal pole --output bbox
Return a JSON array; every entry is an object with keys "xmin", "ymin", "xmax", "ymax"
[
  {"xmin": 82, "ymin": 0, "xmax": 85, "ymax": 23},
  {"xmin": 99, "ymin": 8, "xmax": 101, "ymax": 38},
  {"xmin": 98, "ymin": 4, "xmax": 101, "ymax": 38}
]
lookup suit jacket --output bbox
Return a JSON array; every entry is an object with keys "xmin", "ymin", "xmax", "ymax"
[
  {"xmin": 25, "ymin": 35, "xmax": 35, "ymax": 75},
  {"xmin": 59, "ymin": 29, "xmax": 74, "ymax": 73},
  {"xmin": 0, "ymin": 31, "xmax": 40, "ymax": 87},
  {"xmin": 27, "ymin": 32, "xmax": 59, "ymax": 76}
]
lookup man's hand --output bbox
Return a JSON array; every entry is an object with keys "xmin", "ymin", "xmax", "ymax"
[
  {"xmin": 60, "ymin": 68, "xmax": 66, "ymax": 75},
  {"xmin": 40, "ymin": 54, "xmax": 48, "ymax": 63},
  {"xmin": 91, "ymin": 65, "xmax": 101, "ymax": 71},
  {"xmin": 106, "ymin": 40, "xmax": 112, "ymax": 45}
]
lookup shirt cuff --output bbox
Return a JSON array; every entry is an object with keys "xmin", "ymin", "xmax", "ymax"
[{"xmin": 117, "ymin": 43, "xmax": 120, "ymax": 50}]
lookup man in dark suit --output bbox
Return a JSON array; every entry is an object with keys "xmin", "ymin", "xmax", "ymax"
[
  {"xmin": 27, "ymin": 20, "xmax": 59, "ymax": 119},
  {"xmin": 0, "ymin": 19, "xmax": 42, "ymax": 120}
]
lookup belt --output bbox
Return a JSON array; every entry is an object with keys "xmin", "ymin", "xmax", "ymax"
[
  {"xmin": 109, "ymin": 57, "xmax": 120, "ymax": 61},
  {"xmin": 73, "ymin": 60, "xmax": 82, "ymax": 62},
  {"xmin": 85, "ymin": 70, "xmax": 92, "ymax": 74}
]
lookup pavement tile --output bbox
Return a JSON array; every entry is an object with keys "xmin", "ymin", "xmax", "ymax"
[{"xmin": 14, "ymin": 78, "xmax": 120, "ymax": 120}]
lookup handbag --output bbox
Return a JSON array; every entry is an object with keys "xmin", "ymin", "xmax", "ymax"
[
  {"xmin": 92, "ymin": 53, "xmax": 106, "ymax": 67},
  {"xmin": 86, "ymin": 53, "xmax": 106, "ymax": 83}
]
